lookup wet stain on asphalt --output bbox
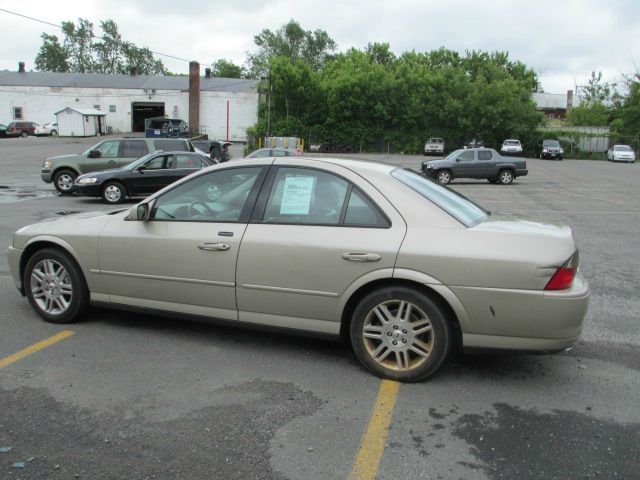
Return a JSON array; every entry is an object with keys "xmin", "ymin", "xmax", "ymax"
[
  {"xmin": 0, "ymin": 381, "xmax": 322, "ymax": 479},
  {"xmin": 452, "ymin": 403, "xmax": 640, "ymax": 480}
]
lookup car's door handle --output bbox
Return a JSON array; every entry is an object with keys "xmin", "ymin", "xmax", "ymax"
[
  {"xmin": 108, "ymin": 159, "xmax": 116, "ymax": 164},
  {"xmin": 198, "ymin": 242, "xmax": 230, "ymax": 251},
  {"xmin": 342, "ymin": 252, "xmax": 381, "ymax": 262}
]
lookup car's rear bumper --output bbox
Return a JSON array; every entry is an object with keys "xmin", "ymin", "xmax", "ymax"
[
  {"xmin": 454, "ymin": 272, "xmax": 590, "ymax": 350},
  {"xmin": 515, "ymin": 168, "xmax": 528, "ymax": 177}
]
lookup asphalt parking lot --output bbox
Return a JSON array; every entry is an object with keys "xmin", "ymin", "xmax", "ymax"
[{"xmin": 1, "ymin": 136, "xmax": 639, "ymax": 480}]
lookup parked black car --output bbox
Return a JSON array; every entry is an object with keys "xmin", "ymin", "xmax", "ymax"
[
  {"xmin": 5, "ymin": 121, "xmax": 38, "ymax": 137},
  {"xmin": 422, "ymin": 148, "xmax": 528, "ymax": 185},
  {"xmin": 537, "ymin": 139, "xmax": 564, "ymax": 160},
  {"xmin": 74, "ymin": 151, "xmax": 216, "ymax": 204},
  {"xmin": 0, "ymin": 123, "xmax": 7, "ymax": 137}
]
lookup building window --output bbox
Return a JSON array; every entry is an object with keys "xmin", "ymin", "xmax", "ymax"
[
  {"xmin": 109, "ymin": 105, "xmax": 116, "ymax": 113},
  {"xmin": 93, "ymin": 104, "xmax": 101, "ymax": 110},
  {"xmin": 13, "ymin": 107, "xmax": 23, "ymax": 120}
]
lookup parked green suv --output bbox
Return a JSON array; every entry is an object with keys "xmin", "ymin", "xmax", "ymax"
[{"xmin": 42, "ymin": 137, "xmax": 195, "ymax": 194}]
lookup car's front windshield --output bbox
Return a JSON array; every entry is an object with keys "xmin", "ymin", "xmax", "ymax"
[
  {"xmin": 543, "ymin": 140, "xmax": 560, "ymax": 147},
  {"xmin": 443, "ymin": 149, "xmax": 463, "ymax": 160},
  {"xmin": 392, "ymin": 168, "xmax": 489, "ymax": 227}
]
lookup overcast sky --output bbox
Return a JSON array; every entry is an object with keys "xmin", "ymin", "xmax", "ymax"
[{"xmin": 1, "ymin": 0, "xmax": 638, "ymax": 93}]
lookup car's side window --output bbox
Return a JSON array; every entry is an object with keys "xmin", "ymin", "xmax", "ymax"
[
  {"xmin": 152, "ymin": 167, "xmax": 262, "ymax": 222},
  {"xmin": 272, "ymin": 150, "xmax": 287, "ymax": 157},
  {"xmin": 175, "ymin": 154, "xmax": 202, "ymax": 168},
  {"xmin": 94, "ymin": 140, "xmax": 120, "ymax": 158},
  {"xmin": 122, "ymin": 140, "xmax": 149, "ymax": 158},
  {"xmin": 461, "ymin": 151, "xmax": 475, "ymax": 161},
  {"xmin": 344, "ymin": 188, "xmax": 389, "ymax": 227},
  {"xmin": 253, "ymin": 149, "xmax": 271, "ymax": 158},
  {"xmin": 143, "ymin": 155, "xmax": 169, "ymax": 170},
  {"xmin": 262, "ymin": 168, "xmax": 349, "ymax": 225},
  {"xmin": 478, "ymin": 150, "xmax": 492, "ymax": 161}
]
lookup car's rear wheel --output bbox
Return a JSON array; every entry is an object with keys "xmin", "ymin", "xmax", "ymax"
[
  {"xmin": 53, "ymin": 169, "xmax": 77, "ymax": 194},
  {"xmin": 24, "ymin": 248, "xmax": 89, "ymax": 324},
  {"xmin": 498, "ymin": 169, "xmax": 514, "ymax": 185},
  {"xmin": 20, "ymin": 131, "xmax": 28, "ymax": 138},
  {"xmin": 436, "ymin": 170, "xmax": 452, "ymax": 185},
  {"xmin": 350, "ymin": 286, "xmax": 452, "ymax": 381},
  {"xmin": 101, "ymin": 181, "xmax": 126, "ymax": 204},
  {"xmin": 50, "ymin": 130, "xmax": 58, "ymax": 136}
]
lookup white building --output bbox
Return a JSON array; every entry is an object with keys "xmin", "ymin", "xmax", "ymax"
[{"xmin": 0, "ymin": 70, "xmax": 259, "ymax": 141}]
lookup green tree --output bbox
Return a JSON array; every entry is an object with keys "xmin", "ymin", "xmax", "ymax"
[
  {"xmin": 34, "ymin": 33, "xmax": 69, "ymax": 72},
  {"xmin": 578, "ymin": 71, "xmax": 613, "ymax": 104},
  {"xmin": 247, "ymin": 19, "xmax": 336, "ymax": 77},
  {"xmin": 211, "ymin": 59, "xmax": 244, "ymax": 79},
  {"xmin": 34, "ymin": 18, "xmax": 166, "ymax": 75},
  {"xmin": 566, "ymin": 102, "xmax": 610, "ymax": 126}
]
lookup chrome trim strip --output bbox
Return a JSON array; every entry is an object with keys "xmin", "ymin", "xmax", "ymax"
[
  {"xmin": 241, "ymin": 283, "xmax": 339, "ymax": 298},
  {"xmin": 90, "ymin": 269, "xmax": 235, "ymax": 288}
]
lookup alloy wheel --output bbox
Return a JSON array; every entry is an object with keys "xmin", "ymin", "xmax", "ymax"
[
  {"xmin": 30, "ymin": 259, "xmax": 73, "ymax": 315},
  {"xmin": 361, "ymin": 300, "xmax": 434, "ymax": 372},
  {"xmin": 56, "ymin": 173, "xmax": 74, "ymax": 192},
  {"xmin": 103, "ymin": 184, "xmax": 123, "ymax": 203}
]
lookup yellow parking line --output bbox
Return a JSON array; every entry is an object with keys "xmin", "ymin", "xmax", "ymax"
[
  {"xmin": 349, "ymin": 380, "xmax": 401, "ymax": 480},
  {"xmin": 0, "ymin": 331, "xmax": 75, "ymax": 369}
]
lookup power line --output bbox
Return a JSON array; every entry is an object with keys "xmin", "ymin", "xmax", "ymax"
[{"xmin": 0, "ymin": 7, "xmax": 214, "ymax": 68}]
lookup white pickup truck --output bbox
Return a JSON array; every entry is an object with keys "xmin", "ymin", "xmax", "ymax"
[{"xmin": 424, "ymin": 137, "xmax": 445, "ymax": 155}]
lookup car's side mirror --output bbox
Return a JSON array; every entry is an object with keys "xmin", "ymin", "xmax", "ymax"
[
  {"xmin": 456, "ymin": 158, "xmax": 462, "ymax": 162},
  {"xmin": 88, "ymin": 150, "xmax": 101, "ymax": 158},
  {"xmin": 129, "ymin": 200, "xmax": 154, "ymax": 222},
  {"xmin": 137, "ymin": 165, "xmax": 146, "ymax": 173}
]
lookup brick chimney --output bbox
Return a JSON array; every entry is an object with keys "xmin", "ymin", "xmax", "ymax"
[
  {"xmin": 18, "ymin": 62, "xmax": 25, "ymax": 73},
  {"xmin": 566, "ymin": 89, "xmax": 574, "ymax": 110},
  {"xmin": 189, "ymin": 61, "xmax": 200, "ymax": 133}
]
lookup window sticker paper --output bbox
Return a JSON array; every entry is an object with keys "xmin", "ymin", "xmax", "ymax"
[{"xmin": 280, "ymin": 175, "xmax": 315, "ymax": 215}]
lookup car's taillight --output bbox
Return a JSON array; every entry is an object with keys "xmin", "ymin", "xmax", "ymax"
[{"xmin": 545, "ymin": 252, "xmax": 579, "ymax": 290}]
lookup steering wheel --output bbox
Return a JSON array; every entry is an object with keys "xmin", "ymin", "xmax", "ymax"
[{"xmin": 188, "ymin": 201, "xmax": 217, "ymax": 219}]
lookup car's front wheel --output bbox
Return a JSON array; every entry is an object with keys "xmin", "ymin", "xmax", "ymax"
[
  {"xmin": 350, "ymin": 286, "xmax": 452, "ymax": 381},
  {"xmin": 436, "ymin": 170, "xmax": 452, "ymax": 185},
  {"xmin": 53, "ymin": 169, "xmax": 77, "ymax": 194},
  {"xmin": 20, "ymin": 131, "xmax": 28, "ymax": 138},
  {"xmin": 24, "ymin": 248, "xmax": 89, "ymax": 324},
  {"xmin": 498, "ymin": 169, "xmax": 514, "ymax": 185},
  {"xmin": 50, "ymin": 130, "xmax": 58, "ymax": 136},
  {"xmin": 101, "ymin": 181, "xmax": 126, "ymax": 204}
]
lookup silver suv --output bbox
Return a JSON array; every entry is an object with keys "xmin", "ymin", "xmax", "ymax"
[{"xmin": 42, "ymin": 137, "xmax": 195, "ymax": 194}]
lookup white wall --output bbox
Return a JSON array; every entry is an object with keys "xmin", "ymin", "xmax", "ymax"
[{"xmin": 0, "ymin": 85, "xmax": 257, "ymax": 141}]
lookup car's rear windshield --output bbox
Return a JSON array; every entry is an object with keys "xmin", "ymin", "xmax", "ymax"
[
  {"xmin": 427, "ymin": 138, "xmax": 443, "ymax": 143},
  {"xmin": 614, "ymin": 145, "xmax": 632, "ymax": 151},
  {"xmin": 504, "ymin": 140, "xmax": 520, "ymax": 145},
  {"xmin": 391, "ymin": 169, "xmax": 489, "ymax": 227},
  {"xmin": 543, "ymin": 140, "xmax": 560, "ymax": 147}
]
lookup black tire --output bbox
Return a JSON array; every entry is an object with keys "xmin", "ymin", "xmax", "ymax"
[
  {"xmin": 436, "ymin": 169, "xmax": 452, "ymax": 185},
  {"xmin": 20, "ymin": 131, "xmax": 28, "ymax": 138},
  {"xmin": 349, "ymin": 286, "xmax": 452, "ymax": 382},
  {"xmin": 498, "ymin": 169, "xmax": 514, "ymax": 185},
  {"xmin": 23, "ymin": 248, "xmax": 89, "ymax": 324},
  {"xmin": 53, "ymin": 169, "xmax": 77, "ymax": 194},
  {"xmin": 101, "ymin": 181, "xmax": 126, "ymax": 204},
  {"xmin": 50, "ymin": 130, "xmax": 58, "ymax": 136}
]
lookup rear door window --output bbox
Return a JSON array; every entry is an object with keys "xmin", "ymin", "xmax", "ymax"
[
  {"xmin": 478, "ymin": 150, "xmax": 492, "ymax": 160},
  {"xmin": 121, "ymin": 140, "xmax": 149, "ymax": 158},
  {"xmin": 154, "ymin": 139, "xmax": 189, "ymax": 152}
]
